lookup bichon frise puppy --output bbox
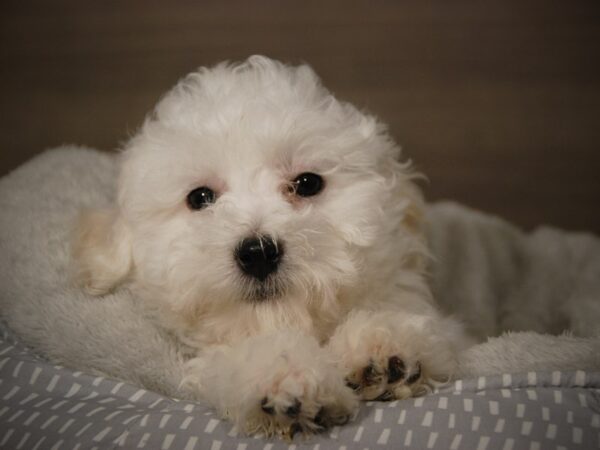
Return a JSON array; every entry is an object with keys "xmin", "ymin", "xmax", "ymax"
[{"xmin": 73, "ymin": 56, "xmax": 471, "ymax": 438}]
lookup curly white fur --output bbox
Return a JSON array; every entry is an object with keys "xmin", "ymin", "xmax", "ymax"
[{"xmin": 70, "ymin": 56, "xmax": 471, "ymax": 436}]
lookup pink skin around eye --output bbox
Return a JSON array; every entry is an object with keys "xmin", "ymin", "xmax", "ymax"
[
  {"xmin": 281, "ymin": 165, "xmax": 326, "ymax": 207},
  {"xmin": 280, "ymin": 165, "xmax": 305, "ymax": 203}
]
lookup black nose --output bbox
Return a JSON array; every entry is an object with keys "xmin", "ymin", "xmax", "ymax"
[{"xmin": 235, "ymin": 236, "xmax": 282, "ymax": 281}]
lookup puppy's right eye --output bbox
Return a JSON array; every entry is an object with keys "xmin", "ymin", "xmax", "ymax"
[
  {"xmin": 186, "ymin": 187, "xmax": 216, "ymax": 210},
  {"xmin": 291, "ymin": 172, "xmax": 324, "ymax": 197}
]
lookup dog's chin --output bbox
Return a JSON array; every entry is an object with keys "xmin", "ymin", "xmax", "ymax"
[{"xmin": 241, "ymin": 277, "xmax": 287, "ymax": 303}]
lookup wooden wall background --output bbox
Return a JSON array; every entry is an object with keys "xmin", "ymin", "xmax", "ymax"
[{"xmin": 1, "ymin": 1, "xmax": 599, "ymax": 232}]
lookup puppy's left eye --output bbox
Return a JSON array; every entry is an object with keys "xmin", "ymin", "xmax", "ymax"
[
  {"xmin": 291, "ymin": 172, "xmax": 324, "ymax": 197},
  {"xmin": 186, "ymin": 187, "xmax": 216, "ymax": 210}
]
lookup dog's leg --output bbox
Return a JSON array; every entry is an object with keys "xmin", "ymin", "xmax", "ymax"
[
  {"xmin": 182, "ymin": 330, "xmax": 358, "ymax": 438},
  {"xmin": 327, "ymin": 309, "xmax": 471, "ymax": 401}
]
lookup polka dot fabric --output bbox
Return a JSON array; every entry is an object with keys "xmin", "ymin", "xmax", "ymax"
[{"xmin": 1, "ymin": 326, "xmax": 599, "ymax": 450}]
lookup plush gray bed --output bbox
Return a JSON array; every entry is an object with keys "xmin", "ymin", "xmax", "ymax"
[{"xmin": 1, "ymin": 148, "xmax": 599, "ymax": 449}]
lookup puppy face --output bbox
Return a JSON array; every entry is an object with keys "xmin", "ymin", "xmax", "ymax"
[{"xmin": 75, "ymin": 56, "xmax": 422, "ymax": 324}]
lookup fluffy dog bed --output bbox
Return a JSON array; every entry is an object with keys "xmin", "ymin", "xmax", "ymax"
[{"xmin": 1, "ymin": 147, "xmax": 599, "ymax": 449}]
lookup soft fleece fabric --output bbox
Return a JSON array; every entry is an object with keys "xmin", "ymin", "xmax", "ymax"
[{"xmin": 0, "ymin": 147, "xmax": 599, "ymax": 449}]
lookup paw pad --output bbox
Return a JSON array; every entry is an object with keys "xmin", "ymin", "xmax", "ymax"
[
  {"xmin": 362, "ymin": 362, "xmax": 384, "ymax": 386},
  {"xmin": 285, "ymin": 399, "xmax": 302, "ymax": 418},
  {"xmin": 405, "ymin": 362, "xmax": 422, "ymax": 385},
  {"xmin": 260, "ymin": 397, "xmax": 275, "ymax": 415},
  {"xmin": 387, "ymin": 356, "xmax": 406, "ymax": 383},
  {"xmin": 346, "ymin": 355, "xmax": 424, "ymax": 401}
]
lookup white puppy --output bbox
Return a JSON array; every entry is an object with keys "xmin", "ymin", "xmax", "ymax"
[{"xmin": 73, "ymin": 56, "xmax": 471, "ymax": 438}]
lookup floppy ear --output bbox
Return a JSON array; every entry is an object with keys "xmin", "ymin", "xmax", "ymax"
[
  {"xmin": 71, "ymin": 209, "xmax": 132, "ymax": 295},
  {"xmin": 385, "ymin": 155, "xmax": 428, "ymax": 272}
]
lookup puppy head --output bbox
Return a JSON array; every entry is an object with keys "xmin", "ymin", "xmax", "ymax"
[{"xmin": 73, "ymin": 56, "xmax": 424, "ymax": 319}]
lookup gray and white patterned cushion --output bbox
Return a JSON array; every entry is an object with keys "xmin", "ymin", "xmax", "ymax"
[{"xmin": 2, "ymin": 325, "xmax": 599, "ymax": 450}]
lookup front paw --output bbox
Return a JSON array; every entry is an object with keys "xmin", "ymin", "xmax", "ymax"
[
  {"xmin": 185, "ymin": 331, "xmax": 359, "ymax": 439},
  {"xmin": 251, "ymin": 367, "xmax": 357, "ymax": 439},
  {"xmin": 328, "ymin": 310, "xmax": 462, "ymax": 401}
]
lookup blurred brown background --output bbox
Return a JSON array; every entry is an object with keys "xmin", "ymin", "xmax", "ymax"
[{"xmin": 1, "ymin": 1, "xmax": 599, "ymax": 232}]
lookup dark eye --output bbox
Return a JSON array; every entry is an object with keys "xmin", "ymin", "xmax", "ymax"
[
  {"xmin": 291, "ymin": 172, "xmax": 324, "ymax": 197},
  {"xmin": 186, "ymin": 187, "xmax": 216, "ymax": 210}
]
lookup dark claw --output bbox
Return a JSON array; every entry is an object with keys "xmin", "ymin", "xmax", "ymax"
[
  {"xmin": 387, "ymin": 356, "xmax": 406, "ymax": 384},
  {"xmin": 260, "ymin": 397, "xmax": 275, "ymax": 415},
  {"xmin": 289, "ymin": 422, "xmax": 303, "ymax": 439},
  {"xmin": 375, "ymin": 390, "xmax": 394, "ymax": 401},
  {"xmin": 362, "ymin": 363, "xmax": 380, "ymax": 386},
  {"xmin": 285, "ymin": 399, "xmax": 302, "ymax": 418},
  {"xmin": 312, "ymin": 407, "xmax": 350, "ymax": 429},
  {"xmin": 406, "ymin": 362, "xmax": 422, "ymax": 385},
  {"xmin": 332, "ymin": 414, "xmax": 351, "ymax": 426},
  {"xmin": 345, "ymin": 380, "xmax": 361, "ymax": 391}
]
